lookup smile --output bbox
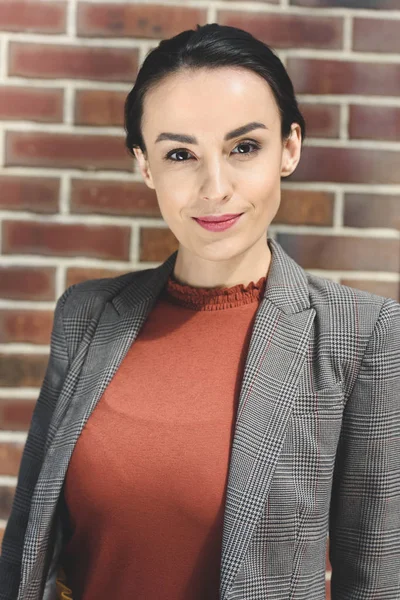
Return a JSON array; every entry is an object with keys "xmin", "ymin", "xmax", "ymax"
[{"xmin": 192, "ymin": 213, "xmax": 244, "ymax": 232}]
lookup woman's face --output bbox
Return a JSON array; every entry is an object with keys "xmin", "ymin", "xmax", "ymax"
[{"xmin": 133, "ymin": 66, "xmax": 301, "ymax": 275}]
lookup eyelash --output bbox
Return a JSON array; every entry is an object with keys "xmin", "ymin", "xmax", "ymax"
[{"xmin": 163, "ymin": 139, "xmax": 262, "ymax": 163}]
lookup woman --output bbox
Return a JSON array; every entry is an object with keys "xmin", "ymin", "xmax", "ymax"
[{"xmin": 1, "ymin": 23, "xmax": 399, "ymax": 600}]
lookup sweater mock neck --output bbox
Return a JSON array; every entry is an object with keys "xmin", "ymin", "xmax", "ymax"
[{"xmin": 161, "ymin": 273, "xmax": 267, "ymax": 311}]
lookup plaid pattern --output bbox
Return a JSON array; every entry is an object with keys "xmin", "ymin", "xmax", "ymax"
[{"xmin": 0, "ymin": 237, "xmax": 399, "ymax": 600}]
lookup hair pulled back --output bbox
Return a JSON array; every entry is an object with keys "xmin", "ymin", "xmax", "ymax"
[{"xmin": 124, "ymin": 23, "xmax": 306, "ymax": 157}]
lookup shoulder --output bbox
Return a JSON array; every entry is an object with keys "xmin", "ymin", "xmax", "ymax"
[
  {"xmin": 304, "ymin": 269, "xmax": 400, "ymax": 335},
  {"xmin": 54, "ymin": 269, "xmax": 152, "ymax": 357},
  {"xmin": 59, "ymin": 268, "xmax": 148, "ymax": 319}
]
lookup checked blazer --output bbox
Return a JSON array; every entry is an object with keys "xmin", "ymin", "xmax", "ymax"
[{"xmin": 0, "ymin": 237, "xmax": 400, "ymax": 600}]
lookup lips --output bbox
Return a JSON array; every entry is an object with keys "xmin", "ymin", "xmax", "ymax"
[{"xmin": 194, "ymin": 213, "xmax": 243, "ymax": 223}]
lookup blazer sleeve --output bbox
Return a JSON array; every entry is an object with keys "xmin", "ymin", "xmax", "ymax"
[
  {"xmin": 0, "ymin": 285, "xmax": 75, "ymax": 600},
  {"xmin": 329, "ymin": 297, "xmax": 400, "ymax": 597}
]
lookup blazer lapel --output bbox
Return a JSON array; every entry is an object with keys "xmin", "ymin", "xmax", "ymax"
[{"xmin": 219, "ymin": 239, "xmax": 316, "ymax": 600}]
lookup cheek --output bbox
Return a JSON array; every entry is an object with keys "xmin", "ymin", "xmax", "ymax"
[{"xmin": 155, "ymin": 191, "xmax": 187, "ymax": 224}]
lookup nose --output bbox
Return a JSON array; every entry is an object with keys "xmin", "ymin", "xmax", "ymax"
[{"xmin": 199, "ymin": 157, "xmax": 234, "ymax": 204}]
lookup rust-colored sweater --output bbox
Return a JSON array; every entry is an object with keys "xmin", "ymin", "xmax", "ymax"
[{"xmin": 60, "ymin": 272, "xmax": 267, "ymax": 600}]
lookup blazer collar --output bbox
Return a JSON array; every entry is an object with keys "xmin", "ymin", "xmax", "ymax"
[{"xmin": 112, "ymin": 237, "xmax": 311, "ymax": 317}]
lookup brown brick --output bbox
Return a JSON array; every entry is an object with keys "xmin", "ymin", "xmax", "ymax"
[
  {"xmin": 77, "ymin": 3, "xmax": 207, "ymax": 39},
  {"xmin": 0, "ymin": 398, "xmax": 35, "ymax": 431},
  {"xmin": 0, "ymin": 442, "xmax": 24, "ymax": 476},
  {"xmin": 340, "ymin": 279, "xmax": 399, "ymax": 302},
  {"xmin": 75, "ymin": 89, "xmax": 125, "ymax": 126},
  {"xmin": 289, "ymin": 146, "xmax": 400, "ymax": 184},
  {"xmin": 2, "ymin": 221, "xmax": 131, "ymax": 261},
  {"xmin": 349, "ymin": 105, "xmax": 400, "ymax": 142},
  {"xmin": 0, "ymin": 353, "xmax": 48, "ymax": 387},
  {"xmin": 299, "ymin": 103, "xmax": 340, "ymax": 138},
  {"xmin": 140, "ymin": 228, "xmax": 179, "ymax": 262},
  {"xmin": 0, "ymin": 86, "xmax": 63, "ymax": 122},
  {"xmin": 0, "ymin": 267, "xmax": 55, "ymax": 301},
  {"xmin": 5, "ymin": 131, "xmax": 132, "ymax": 172},
  {"xmin": 219, "ymin": 12, "xmax": 343, "ymax": 50},
  {"xmin": 0, "ymin": 310, "xmax": 53, "ymax": 344},
  {"xmin": 0, "ymin": 1, "xmax": 66, "ymax": 33},
  {"xmin": 354, "ymin": 18, "xmax": 400, "ymax": 53},
  {"xmin": 0, "ymin": 175, "xmax": 59, "ymax": 213},
  {"xmin": 276, "ymin": 234, "xmax": 400, "ymax": 272},
  {"xmin": 0, "ymin": 486, "xmax": 15, "ymax": 520},
  {"xmin": 290, "ymin": 0, "xmax": 398, "ymax": 8},
  {"xmin": 344, "ymin": 193, "xmax": 400, "ymax": 229},
  {"xmin": 70, "ymin": 179, "xmax": 160, "ymax": 217},
  {"xmin": 9, "ymin": 42, "xmax": 138, "ymax": 82},
  {"xmin": 274, "ymin": 190, "xmax": 334, "ymax": 226},
  {"xmin": 287, "ymin": 58, "xmax": 400, "ymax": 97},
  {"xmin": 66, "ymin": 267, "xmax": 130, "ymax": 288}
]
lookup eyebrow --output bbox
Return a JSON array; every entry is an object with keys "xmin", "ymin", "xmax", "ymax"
[{"xmin": 154, "ymin": 121, "xmax": 268, "ymax": 145}]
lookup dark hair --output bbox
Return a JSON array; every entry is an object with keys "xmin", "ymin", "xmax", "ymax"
[{"xmin": 124, "ymin": 23, "xmax": 306, "ymax": 157}]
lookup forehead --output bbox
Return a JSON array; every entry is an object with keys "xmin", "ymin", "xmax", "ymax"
[{"xmin": 141, "ymin": 67, "xmax": 280, "ymax": 137}]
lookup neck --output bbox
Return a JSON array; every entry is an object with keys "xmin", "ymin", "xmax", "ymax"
[{"xmin": 172, "ymin": 235, "xmax": 272, "ymax": 289}]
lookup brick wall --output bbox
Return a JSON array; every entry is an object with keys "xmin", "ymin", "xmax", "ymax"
[{"xmin": 1, "ymin": 1, "xmax": 400, "ymax": 597}]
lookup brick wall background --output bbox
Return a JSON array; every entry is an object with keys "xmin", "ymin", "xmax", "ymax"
[{"xmin": 1, "ymin": 1, "xmax": 400, "ymax": 597}]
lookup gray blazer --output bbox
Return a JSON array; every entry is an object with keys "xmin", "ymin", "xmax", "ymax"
[{"xmin": 1, "ymin": 238, "xmax": 400, "ymax": 600}]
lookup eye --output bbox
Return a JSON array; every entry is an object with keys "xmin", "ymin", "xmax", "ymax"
[
  {"xmin": 231, "ymin": 140, "xmax": 262, "ymax": 157},
  {"xmin": 163, "ymin": 139, "xmax": 262, "ymax": 163}
]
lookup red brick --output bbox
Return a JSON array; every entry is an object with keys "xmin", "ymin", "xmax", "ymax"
[
  {"xmin": 77, "ymin": 3, "xmax": 207, "ymax": 39},
  {"xmin": 66, "ymin": 267, "xmax": 130, "ymax": 288},
  {"xmin": 2, "ymin": 220, "xmax": 131, "ymax": 261},
  {"xmin": 354, "ymin": 18, "xmax": 400, "ymax": 53},
  {"xmin": 0, "ymin": 86, "xmax": 63, "ymax": 123},
  {"xmin": 274, "ymin": 190, "xmax": 334, "ymax": 226},
  {"xmin": 290, "ymin": 146, "xmax": 400, "ymax": 184},
  {"xmin": 75, "ymin": 89, "xmax": 125, "ymax": 126},
  {"xmin": 0, "ymin": 486, "xmax": 15, "ymax": 520},
  {"xmin": 326, "ymin": 542, "xmax": 331, "ymax": 571},
  {"xmin": 0, "ymin": 398, "xmax": 35, "ymax": 431},
  {"xmin": 0, "ymin": 175, "xmax": 59, "ymax": 213},
  {"xmin": 9, "ymin": 42, "xmax": 138, "ymax": 82},
  {"xmin": 326, "ymin": 578, "xmax": 331, "ymax": 599},
  {"xmin": 344, "ymin": 193, "xmax": 400, "ymax": 229},
  {"xmin": 5, "ymin": 131, "xmax": 132, "ymax": 172},
  {"xmin": 140, "ymin": 228, "xmax": 179, "ymax": 262},
  {"xmin": 70, "ymin": 179, "xmax": 160, "ymax": 217},
  {"xmin": 0, "ymin": 442, "xmax": 24, "ymax": 476},
  {"xmin": 349, "ymin": 105, "xmax": 400, "ymax": 142},
  {"xmin": 0, "ymin": 310, "xmax": 53, "ymax": 344},
  {"xmin": 0, "ymin": 353, "xmax": 48, "ymax": 387},
  {"xmin": 277, "ymin": 234, "xmax": 400, "ymax": 272},
  {"xmin": 340, "ymin": 279, "xmax": 400, "ymax": 302},
  {"xmin": 287, "ymin": 58, "xmax": 400, "ymax": 97},
  {"xmin": 0, "ymin": 1, "xmax": 66, "ymax": 33},
  {"xmin": 291, "ymin": 0, "xmax": 398, "ymax": 7},
  {"xmin": 0, "ymin": 266, "xmax": 55, "ymax": 301},
  {"xmin": 219, "ymin": 12, "xmax": 343, "ymax": 50},
  {"xmin": 299, "ymin": 103, "xmax": 340, "ymax": 138}
]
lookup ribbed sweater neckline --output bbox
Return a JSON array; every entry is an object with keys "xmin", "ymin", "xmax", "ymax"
[{"xmin": 161, "ymin": 273, "xmax": 267, "ymax": 311}]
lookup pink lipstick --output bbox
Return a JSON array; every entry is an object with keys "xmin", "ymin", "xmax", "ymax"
[{"xmin": 193, "ymin": 213, "xmax": 243, "ymax": 232}]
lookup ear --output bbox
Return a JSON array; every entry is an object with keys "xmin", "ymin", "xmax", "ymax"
[
  {"xmin": 280, "ymin": 123, "xmax": 302, "ymax": 178},
  {"xmin": 133, "ymin": 147, "xmax": 156, "ymax": 190}
]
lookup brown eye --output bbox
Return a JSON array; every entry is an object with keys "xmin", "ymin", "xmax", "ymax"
[
  {"xmin": 164, "ymin": 149, "xmax": 193, "ymax": 162},
  {"xmin": 231, "ymin": 141, "xmax": 261, "ymax": 156}
]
